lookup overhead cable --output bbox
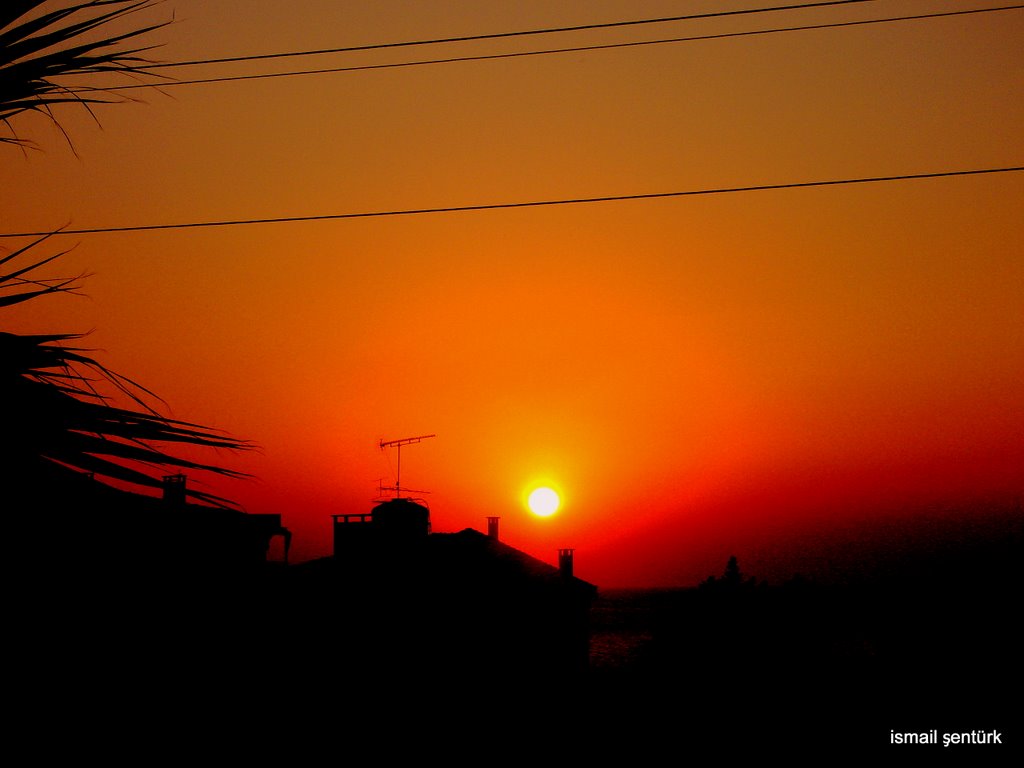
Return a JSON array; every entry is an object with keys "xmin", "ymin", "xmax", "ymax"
[
  {"xmin": 3, "ymin": 167, "xmax": 1020, "ymax": 239},
  {"xmin": 75, "ymin": 5, "xmax": 1024, "ymax": 93},
  {"xmin": 140, "ymin": 0, "xmax": 880, "ymax": 70}
]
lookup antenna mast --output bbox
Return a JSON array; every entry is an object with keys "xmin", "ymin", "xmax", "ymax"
[{"xmin": 379, "ymin": 434, "xmax": 435, "ymax": 498}]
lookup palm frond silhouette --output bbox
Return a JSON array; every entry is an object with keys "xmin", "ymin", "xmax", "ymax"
[
  {"xmin": 1, "ymin": 0, "xmax": 167, "ymax": 146},
  {"xmin": 2, "ymin": 3, "xmax": 252, "ymax": 507}
]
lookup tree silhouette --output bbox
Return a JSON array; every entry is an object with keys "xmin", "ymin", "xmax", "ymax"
[
  {"xmin": 723, "ymin": 554, "xmax": 743, "ymax": 587},
  {"xmin": 700, "ymin": 555, "xmax": 758, "ymax": 592},
  {"xmin": 1, "ymin": 2, "xmax": 251, "ymax": 506}
]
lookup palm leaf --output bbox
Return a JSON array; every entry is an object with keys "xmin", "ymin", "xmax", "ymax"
[
  {"xmin": 2, "ymin": 5, "xmax": 252, "ymax": 507},
  {"xmin": 0, "ymin": 232, "xmax": 84, "ymax": 305},
  {"xmin": 1, "ymin": 236, "xmax": 254, "ymax": 506},
  {"xmin": 2, "ymin": 335, "xmax": 254, "ymax": 504},
  {"xmin": 0, "ymin": 1, "xmax": 167, "ymax": 145},
  {"xmin": 1, "ymin": 269, "xmax": 254, "ymax": 506}
]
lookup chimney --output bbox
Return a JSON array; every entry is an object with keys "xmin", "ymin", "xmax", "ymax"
[
  {"xmin": 163, "ymin": 473, "xmax": 187, "ymax": 507},
  {"xmin": 558, "ymin": 548, "xmax": 574, "ymax": 579},
  {"xmin": 486, "ymin": 516, "xmax": 500, "ymax": 540}
]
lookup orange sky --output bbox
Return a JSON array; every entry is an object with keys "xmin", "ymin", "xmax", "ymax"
[{"xmin": 3, "ymin": 1, "xmax": 1022, "ymax": 586}]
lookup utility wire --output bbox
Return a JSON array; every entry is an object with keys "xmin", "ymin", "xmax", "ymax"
[
  {"xmin": 76, "ymin": 5, "xmax": 1024, "ymax": 93},
  {"xmin": 140, "ymin": 0, "xmax": 880, "ymax": 70},
  {"xmin": 3, "ymin": 167, "xmax": 1020, "ymax": 239}
]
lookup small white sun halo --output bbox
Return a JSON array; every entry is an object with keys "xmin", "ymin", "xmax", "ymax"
[{"xmin": 528, "ymin": 487, "xmax": 560, "ymax": 517}]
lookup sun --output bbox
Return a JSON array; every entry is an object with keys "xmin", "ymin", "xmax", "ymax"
[{"xmin": 527, "ymin": 487, "xmax": 560, "ymax": 517}]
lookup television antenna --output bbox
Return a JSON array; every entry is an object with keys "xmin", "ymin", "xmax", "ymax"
[{"xmin": 379, "ymin": 434, "xmax": 435, "ymax": 498}]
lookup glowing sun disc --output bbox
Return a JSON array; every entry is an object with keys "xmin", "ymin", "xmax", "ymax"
[{"xmin": 528, "ymin": 487, "xmax": 560, "ymax": 517}]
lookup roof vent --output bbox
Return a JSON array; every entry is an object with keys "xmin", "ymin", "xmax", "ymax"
[{"xmin": 558, "ymin": 548, "xmax": 574, "ymax": 579}]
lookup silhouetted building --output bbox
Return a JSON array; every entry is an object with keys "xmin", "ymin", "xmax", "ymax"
[
  {"xmin": 29, "ymin": 464, "xmax": 290, "ymax": 578},
  {"xmin": 20, "ymin": 464, "xmax": 293, "ymax": 699},
  {"xmin": 294, "ymin": 497, "xmax": 596, "ymax": 681}
]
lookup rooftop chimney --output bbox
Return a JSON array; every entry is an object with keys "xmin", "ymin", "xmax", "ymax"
[
  {"xmin": 163, "ymin": 473, "xmax": 187, "ymax": 507},
  {"xmin": 558, "ymin": 548, "xmax": 574, "ymax": 579},
  {"xmin": 487, "ymin": 516, "xmax": 500, "ymax": 541}
]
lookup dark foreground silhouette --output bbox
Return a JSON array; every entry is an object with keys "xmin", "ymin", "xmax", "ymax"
[
  {"xmin": 587, "ymin": 546, "xmax": 1021, "ymax": 753},
  {"xmin": 14, "ymin": 467, "xmax": 1020, "ymax": 756}
]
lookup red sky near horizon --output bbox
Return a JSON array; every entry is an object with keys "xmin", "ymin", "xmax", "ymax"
[{"xmin": 3, "ymin": 1, "xmax": 1022, "ymax": 586}]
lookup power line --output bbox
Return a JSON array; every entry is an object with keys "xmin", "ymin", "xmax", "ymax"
[
  {"xmin": 140, "ymin": 0, "xmax": 880, "ymax": 70},
  {"xmin": 76, "ymin": 5, "xmax": 1024, "ymax": 93},
  {"xmin": 3, "ymin": 167, "xmax": 1020, "ymax": 239}
]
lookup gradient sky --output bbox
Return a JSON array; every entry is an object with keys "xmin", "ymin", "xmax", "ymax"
[{"xmin": 3, "ymin": 1, "xmax": 1022, "ymax": 586}]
